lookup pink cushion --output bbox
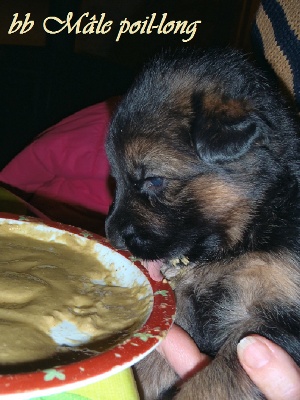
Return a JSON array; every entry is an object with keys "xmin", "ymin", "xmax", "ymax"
[{"xmin": 0, "ymin": 99, "xmax": 119, "ymax": 216}]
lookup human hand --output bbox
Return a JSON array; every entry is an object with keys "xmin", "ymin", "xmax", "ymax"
[
  {"xmin": 237, "ymin": 335, "xmax": 300, "ymax": 400},
  {"xmin": 158, "ymin": 325, "xmax": 300, "ymax": 400},
  {"xmin": 157, "ymin": 324, "xmax": 210, "ymax": 380}
]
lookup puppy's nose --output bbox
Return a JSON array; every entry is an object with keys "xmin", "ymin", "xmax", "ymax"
[
  {"xmin": 110, "ymin": 235, "xmax": 127, "ymax": 250},
  {"xmin": 105, "ymin": 221, "xmax": 127, "ymax": 250}
]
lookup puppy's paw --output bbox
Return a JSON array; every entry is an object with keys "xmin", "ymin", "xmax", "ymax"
[
  {"xmin": 170, "ymin": 356, "xmax": 264, "ymax": 400},
  {"xmin": 134, "ymin": 350, "xmax": 179, "ymax": 400}
]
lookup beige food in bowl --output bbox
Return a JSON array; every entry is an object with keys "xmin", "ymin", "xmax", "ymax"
[{"xmin": 0, "ymin": 221, "xmax": 152, "ymax": 367}]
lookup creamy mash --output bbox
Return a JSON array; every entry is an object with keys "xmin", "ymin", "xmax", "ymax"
[{"xmin": 0, "ymin": 224, "xmax": 151, "ymax": 366}]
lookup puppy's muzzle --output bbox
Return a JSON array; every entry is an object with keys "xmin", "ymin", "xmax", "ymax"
[{"xmin": 105, "ymin": 203, "xmax": 127, "ymax": 250}]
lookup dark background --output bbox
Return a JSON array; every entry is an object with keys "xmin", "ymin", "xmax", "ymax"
[{"xmin": 0, "ymin": 0, "xmax": 260, "ymax": 169}]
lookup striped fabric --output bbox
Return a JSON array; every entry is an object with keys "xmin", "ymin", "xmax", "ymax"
[{"xmin": 252, "ymin": 0, "xmax": 300, "ymax": 110}]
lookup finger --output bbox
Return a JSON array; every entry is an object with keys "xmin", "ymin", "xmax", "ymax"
[
  {"xmin": 237, "ymin": 335, "xmax": 300, "ymax": 400},
  {"xmin": 157, "ymin": 324, "xmax": 211, "ymax": 380}
]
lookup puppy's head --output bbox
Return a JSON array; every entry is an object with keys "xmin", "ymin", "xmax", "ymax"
[{"xmin": 105, "ymin": 49, "xmax": 297, "ymax": 263}]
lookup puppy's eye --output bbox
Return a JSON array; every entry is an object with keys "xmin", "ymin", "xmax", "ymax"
[{"xmin": 143, "ymin": 177, "xmax": 164, "ymax": 192}]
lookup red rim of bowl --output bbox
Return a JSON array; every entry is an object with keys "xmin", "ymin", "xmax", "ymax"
[{"xmin": 0, "ymin": 213, "xmax": 176, "ymax": 398}]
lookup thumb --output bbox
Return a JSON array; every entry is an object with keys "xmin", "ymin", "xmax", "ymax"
[{"xmin": 237, "ymin": 335, "xmax": 300, "ymax": 400}]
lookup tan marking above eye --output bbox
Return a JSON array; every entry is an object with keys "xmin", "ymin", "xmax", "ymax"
[
  {"xmin": 202, "ymin": 94, "xmax": 252, "ymax": 119},
  {"xmin": 124, "ymin": 137, "xmax": 199, "ymax": 179}
]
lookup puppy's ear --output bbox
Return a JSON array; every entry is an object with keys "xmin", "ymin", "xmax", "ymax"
[{"xmin": 190, "ymin": 93, "xmax": 264, "ymax": 163}]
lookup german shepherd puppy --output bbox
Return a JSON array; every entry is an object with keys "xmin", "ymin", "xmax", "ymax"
[{"xmin": 105, "ymin": 49, "xmax": 300, "ymax": 399}]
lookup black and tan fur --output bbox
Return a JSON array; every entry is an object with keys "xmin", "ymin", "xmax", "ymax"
[{"xmin": 105, "ymin": 49, "xmax": 300, "ymax": 399}]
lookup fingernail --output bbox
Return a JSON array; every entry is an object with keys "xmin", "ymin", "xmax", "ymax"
[{"xmin": 237, "ymin": 336, "xmax": 272, "ymax": 369}]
